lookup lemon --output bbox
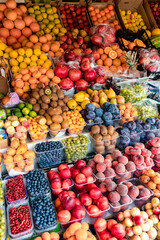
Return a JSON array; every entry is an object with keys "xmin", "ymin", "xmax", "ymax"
[
  {"xmin": 37, "ymin": 59, "xmax": 44, "ymax": 66},
  {"xmin": 0, "ymin": 42, "xmax": 6, "ymax": 51},
  {"xmin": 12, "ymin": 66, "xmax": 20, "ymax": 73},
  {"xmin": 44, "ymin": 59, "xmax": 52, "ymax": 67},
  {"xmin": 31, "ymin": 55, "xmax": 38, "ymax": 62},
  {"xmin": 26, "ymin": 48, "xmax": 33, "ymax": 57},
  {"xmin": 34, "ymin": 49, "xmax": 41, "ymax": 56},
  {"xmin": 30, "ymin": 62, "xmax": 37, "ymax": 66},
  {"xmin": 9, "ymin": 50, "xmax": 18, "ymax": 59},
  {"xmin": 52, "ymin": 7, "xmax": 57, "ymax": 13},
  {"xmin": 0, "ymin": 50, "xmax": 3, "ymax": 57},
  {"xmin": 9, "ymin": 59, "xmax": 18, "ymax": 66},
  {"xmin": 3, "ymin": 53, "xmax": 9, "ymax": 58},
  {"xmin": 55, "ymin": 19, "xmax": 60, "ymax": 24},
  {"xmin": 5, "ymin": 47, "xmax": 12, "ymax": 53},
  {"xmin": 142, "ymin": 26, "xmax": 147, "ymax": 30},
  {"xmin": 17, "ymin": 56, "xmax": 23, "ymax": 63},
  {"xmin": 53, "ymin": 28, "xmax": 59, "ymax": 35},
  {"xmin": 18, "ymin": 48, "xmax": 25, "ymax": 56},
  {"xmin": 20, "ymin": 62, "xmax": 27, "ymax": 69},
  {"xmin": 58, "ymin": 32, "xmax": 64, "ymax": 37},
  {"xmin": 24, "ymin": 57, "xmax": 31, "ymax": 64},
  {"xmin": 40, "ymin": 54, "xmax": 47, "ymax": 61},
  {"xmin": 43, "ymin": 63, "xmax": 50, "ymax": 69},
  {"xmin": 53, "ymin": 14, "xmax": 59, "ymax": 19}
]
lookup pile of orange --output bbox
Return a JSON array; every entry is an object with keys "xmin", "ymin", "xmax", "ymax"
[
  {"xmin": 88, "ymin": 5, "xmax": 121, "ymax": 30},
  {"xmin": 3, "ymin": 138, "xmax": 34, "ymax": 174},
  {"xmin": 28, "ymin": 116, "xmax": 48, "ymax": 141},
  {"xmin": 63, "ymin": 222, "xmax": 96, "ymax": 240},
  {"xmin": 62, "ymin": 110, "xmax": 85, "ymax": 134},
  {"xmin": 96, "ymin": 44, "xmax": 129, "ymax": 74}
]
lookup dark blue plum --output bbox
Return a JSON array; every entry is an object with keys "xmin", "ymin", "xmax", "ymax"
[
  {"xmin": 86, "ymin": 111, "xmax": 96, "ymax": 120},
  {"xmin": 120, "ymin": 136, "xmax": 130, "ymax": 145},
  {"xmin": 130, "ymin": 130, "xmax": 137, "ymax": 135},
  {"xmin": 156, "ymin": 120, "xmax": 160, "ymax": 129},
  {"xmin": 103, "ymin": 112, "xmax": 112, "ymax": 121},
  {"xmin": 135, "ymin": 119, "xmax": 143, "ymax": 124},
  {"xmin": 126, "ymin": 121, "xmax": 136, "ymax": 130},
  {"xmin": 130, "ymin": 133, "xmax": 140, "ymax": 146},
  {"xmin": 140, "ymin": 132, "xmax": 146, "ymax": 143},
  {"xmin": 156, "ymin": 130, "xmax": 160, "ymax": 137},
  {"xmin": 123, "ymin": 122, "xmax": 128, "ymax": 128},
  {"xmin": 112, "ymin": 113, "xmax": 121, "ymax": 120},
  {"xmin": 151, "ymin": 124, "xmax": 157, "ymax": 130},
  {"xmin": 142, "ymin": 123, "xmax": 151, "ymax": 131},
  {"xmin": 104, "ymin": 120, "xmax": 114, "ymax": 126},
  {"xmin": 95, "ymin": 108, "xmax": 103, "ymax": 117},
  {"xmin": 146, "ymin": 117, "xmax": 156, "ymax": 125},
  {"xmin": 94, "ymin": 117, "xmax": 103, "ymax": 124},
  {"xmin": 136, "ymin": 123, "xmax": 143, "ymax": 132},
  {"xmin": 103, "ymin": 102, "xmax": 110, "ymax": 111},
  {"xmin": 146, "ymin": 131, "xmax": 155, "ymax": 140},
  {"xmin": 107, "ymin": 104, "xmax": 119, "ymax": 114},
  {"xmin": 80, "ymin": 109, "xmax": 87, "ymax": 118},
  {"xmin": 119, "ymin": 127, "xmax": 130, "ymax": 137},
  {"xmin": 86, "ymin": 103, "xmax": 95, "ymax": 112}
]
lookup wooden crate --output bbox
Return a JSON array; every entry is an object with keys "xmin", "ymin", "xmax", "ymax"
[{"xmin": 143, "ymin": 0, "xmax": 158, "ymax": 29}]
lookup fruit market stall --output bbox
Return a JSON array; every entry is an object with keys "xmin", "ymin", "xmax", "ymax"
[{"xmin": 0, "ymin": 0, "xmax": 160, "ymax": 239}]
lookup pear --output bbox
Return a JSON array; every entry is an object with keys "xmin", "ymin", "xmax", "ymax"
[
  {"xmin": 92, "ymin": 95, "xmax": 99, "ymax": 103},
  {"xmin": 99, "ymin": 92, "xmax": 107, "ymax": 100},
  {"xmin": 107, "ymin": 88, "xmax": 116, "ymax": 99},
  {"xmin": 110, "ymin": 98, "xmax": 117, "ymax": 105},
  {"xmin": 100, "ymin": 98, "xmax": 107, "ymax": 107}
]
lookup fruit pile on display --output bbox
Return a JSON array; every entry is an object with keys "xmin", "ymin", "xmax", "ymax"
[
  {"xmin": 35, "ymin": 141, "xmax": 64, "ymax": 168},
  {"xmin": 71, "ymin": 160, "xmax": 95, "ymax": 192},
  {"xmin": 88, "ymin": 4, "xmax": 121, "ymax": 30},
  {"xmin": 4, "ymin": 116, "xmax": 29, "ymax": 144},
  {"xmin": 118, "ymin": 102, "xmax": 138, "ymax": 125},
  {"xmin": 12, "ymin": 102, "xmax": 36, "ymax": 118},
  {"xmin": 145, "ymin": 197, "xmax": 160, "ymax": 232},
  {"xmin": 63, "ymin": 222, "xmax": 96, "ymax": 240},
  {"xmin": 146, "ymin": 137, "xmax": 160, "ymax": 168},
  {"xmin": 31, "ymin": 195, "xmax": 57, "ymax": 231},
  {"xmin": 121, "ymin": 38, "xmax": 146, "ymax": 50},
  {"xmin": 81, "ymin": 103, "xmax": 103, "ymax": 127},
  {"xmin": 28, "ymin": 4, "xmax": 66, "ymax": 39},
  {"xmin": 0, "ymin": 0, "xmax": 40, "ymax": 47},
  {"xmin": 47, "ymin": 164, "xmax": 72, "ymax": 195},
  {"xmin": 120, "ymin": 9, "xmax": 147, "ymax": 32},
  {"xmin": 117, "ymin": 207, "xmax": 157, "ymax": 239},
  {"xmin": 3, "ymin": 139, "xmax": 34, "ymax": 175},
  {"xmin": 6, "ymin": 175, "xmax": 26, "ymax": 203},
  {"xmin": 149, "ymin": 2, "xmax": 160, "ymax": 28},
  {"xmin": 60, "ymin": 4, "xmax": 90, "ymax": 32},
  {"xmin": 94, "ymin": 218, "xmax": 126, "ymax": 239},
  {"xmin": 56, "ymin": 190, "xmax": 86, "ymax": 224},
  {"xmin": 35, "ymin": 232, "xmax": 59, "ymax": 240},
  {"xmin": 9, "ymin": 204, "xmax": 32, "ymax": 235},
  {"xmin": 62, "ymin": 135, "xmax": 89, "ymax": 162},
  {"xmin": 90, "ymin": 125, "xmax": 119, "ymax": 154},
  {"xmin": 28, "ymin": 116, "xmax": 48, "ymax": 141},
  {"xmin": 140, "ymin": 118, "xmax": 160, "ymax": 143},
  {"xmin": 0, "ymin": 208, "xmax": 5, "ymax": 240},
  {"xmin": 141, "ymin": 169, "xmax": 160, "ymax": 197},
  {"xmin": 0, "ymin": 181, "xmax": 3, "ymax": 206}
]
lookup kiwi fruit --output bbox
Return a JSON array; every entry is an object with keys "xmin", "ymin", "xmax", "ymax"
[
  {"xmin": 57, "ymin": 89, "xmax": 64, "ymax": 99},
  {"xmin": 58, "ymin": 100, "xmax": 64, "ymax": 107},
  {"xmin": 93, "ymin": 134, "xmax": 102, "ymax": 141},
  {"xmin": 46, "ymin": 115, "xmax": 52, "ymax": 125},
  {"xmin": 49, "ymin": 82, "xmax": 55, "ymax": 88},
  {"xmin": 37, "ymin": 83, "xmax": 43, "ymax": 89},
  {"xmin": 102, "ymin": 135, "xmax": 111, "ymax": 140},
  {"xmin": 104, "ymin": 140, "xmax": 110, "ymax": 147},
  {"xmin": 44, "ymin": 86, "xmax": 51, "ymax": 95},
  {"xmin": 32, "ymin": 92, "xmax": 40, "ymax": 100},
  {"xmin": 47, "ymin": 108, "xmax": 56, "ymax": 116},
  {"xmin": 108, "ymin": 126, "xmax": 114, "ymax": 136},
  {"xmin": 50, "ymin": 101, "xmax": 57, "ymax": 108},
  {"xmin": 112, "ymin": 131, "xmax": 119, "ymax": 139},
  {"xmin": 32, "ymin": 88, "xmax": 39, "ymax": 92},
  {"xmin": 41, "ymin": 103, "xmax": 48, "ymax": 110},
  {"xmin": 51, "ymin": 86, "xmax": 57, "ymax": 93},
  {"xmin": 41, "ymin": 95, "xmax": 50, "ymax": 104},
  {"xmin": 91, "ymin": 125, "xmax": 100, "ymax": 135},
  {"xmin": 63, "ymin": 96, "xmax": 69, "ymax": 103},
  {"xmin": 52, "ymin": 115, "xmax": 63, "ymax": 123},
  {"xmin": 38, "ymin": 99, "xmax": 42, "ymax": 104},
  {"xmin": 61, "ymin": 120, "xmax": 69, "ymax": 129},
  {"xmin": 33, "ymin": 104, "xmax": 40, "ymax": 113},
  {"xmin": 62, "ymin": 106, "xmax": 69, "ymax": 112},
  {"xmin": 29, "ymin": 98, "xmax": 36, "ymax": 105},
  {"xmin": 95, "ymin": 141, "xmax": 104, "ymax": 146},
  {"xmin": 95, "ymin": 145, "xmax": 105, "ymax": 154},
  {"xmin": 100, "ymin": 125, "xmax": 108, "ymax": 136},
  {"xmin": 39, "ymin": 89, "xmax": 44, "ymax": 97},
  {"xmin": 50, "ymin": 123, "xmax": 61, "ymax": 131},
  {"xmin": 56, "ymin": 106, "xmax": 62, "ymax": 114},
  {"xmin": 52, "ymin": 93, "xmax": 58, "ymax": 101},
  {"xmin": 39, "ymin": 109, "xmax": 45, "ymax": 115}
]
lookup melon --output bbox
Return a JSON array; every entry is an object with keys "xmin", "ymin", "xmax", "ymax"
[
  {"xmin": 14, "ymin": 8, "xmax": 23, "ymax": 16},
  {"xmin": 0, "ymin": 28, "xmax": 9, "ymax": 38},
  {"xmin": 18, "ymin": 35, "xmax": 27, "ymax": 43},
  {"xmin": 14, "ymin": 19, "xmax": 25, "ymax": 30},
  {"xmin": 30, "ymin": 22, "xmax": 40, "ymax": 33},
  {"xmin": 6, "ymin": 0, "xmax": 17, "ymax": 9},
  {"xmin": 23, "ymin": 15, "xmax": 35, "ymax": 27},
  {"xmin": 18, "ymin": 5, "xmax": 27, "ymax": 14},
  {"xmin": 0, "ymin": 11, "xmax": 4, "ymax": 21},
  {"xmin": 10, "ymin": 28, "xmax": 21, "ymax": 38},
  {"xmin": 3, "ymin": 19, "xmax": 14, "ymax": 30},
  {"xmin": 22, "ymin": 27, "xmax": 32, "ymax": 37},
  {"xmin": 6, "ymin": 10, "xmax": 17, "ymax": 21},
  {"xmin": 0, "ymin": 4, "xmax": 6, "ymax": 11},
  {"xmin": 7, "ymin": 35, "xmax": 17, "ymax": 45}
]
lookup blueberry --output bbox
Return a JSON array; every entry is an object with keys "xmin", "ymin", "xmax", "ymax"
[
  {"xmin": 86, "ymin": 103, "xmax": 95, "ymax": 112},
  {"xmin": 127, "ymin": 121, "xmax": 136, "ymax": 130},
  {"xmin": 95, "ymin": 108, "xmax": 103, "ymax": 117},
  {"xmin": 135, "ymin": 119, "xmax": 143, "ymax": 124},
  {"xmin": 146, "ymin": 117, "xmax": 156, "ymax": 125},
  {"xmin": 103, "ymin": 112, "xmax": 112, "ymax": 121},
  {"xmin": 86, "ymin": 111, "xmax": 96, "ymax": 120},
  {"xmin": 156, "ymin": 120, "xmax": 160, "ymax": 129},
  {"xmin": 103, "ymin": 102, "xmax": 110, "ymax": 111},
  {"xmin": 142, "ymin": 123, "xmax": 151, "ymax": 131}
]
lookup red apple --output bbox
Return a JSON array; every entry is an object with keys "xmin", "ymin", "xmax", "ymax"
[
  {"xmin": 58, "ymin": 164, "xmax": 69, "ymax": 172},
  {"xmin": 107, "ymin": 219, "xmax": 117, "ymax": 231},
  {"xmin": 92, "ymin": 50, "xmax": 101, "ymax": 60},
  {"xmin": 47, "ymin": 170, "xmax": 60, "ymax": 181},
  {"xmin": 99, "ymin": 230, "xmax": 112, "ymax": 240},
  {"xmin": 62, "ymin": 179, "xmax": 72, "ymax": 190},
  {"xmin": 81, "ymin": 166, "xmax": 93, "ymax": 177},
  {"xmin": 59, "ymin": 191, "xmax": 68, "ymax": 201},
  {"xmin": 75, "ymin": 198, "xmax": 81, "ymax": 206},
  {"xmin": 95, "ymin": 76, "xmax": 105, "ymax": 84},
  {"xmin": 62, "ymin": 196, "xmax": 76, "ymax": 210},
  {"xmin": 67, "ymin": 191, "xmax": 76, "ymax": 198},
  {"xmin": 75, "ymin": 173, "xmax": 86, "ymax": 184},
  {"xmin": 84, "ymin": 69, "xmax": 96, "ymax": 82},
  {"xmin": 72, "ymin": 205, "xmax": 86, "ymax": 219},
  {"xmin": 75, "ymin": 160, "xmax": 86, "ymax": 169},
  {"xmin": 97, "ymin": 196, "xmax": 109, "ymax": 211},
  {"xmin": 89, "ymin": 187, "xmax": 102, "ymax": 199},
  {"xmin": 80, "ymin": 193, "xmax": 92, "ymax": 206}
]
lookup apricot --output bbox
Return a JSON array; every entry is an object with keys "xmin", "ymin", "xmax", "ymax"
[
  {"xmin": 4, "ymin": 155, "xmax": 13, "ymax": 163},
  {"xmin": 147, "ymin": 181, "xmax": 156, "ymax": 190},
  {"xmin": 141, "ymin": 175, "xmax": 150, "ymax": 183},
  {"xmin": 81, "ymin": 222, "xmax": 89, "ymax": 231},
  {"xmin": 75, "ymin": 229, "xmax": 88, "ymax": 240},
  {"xmin": 42, "ymin": 232, "xmax": 51, "ymax": 240},
  {"xmin": 14, "ymin": 167, "xmax": 22, "ymax": 172},
  {"xmin": 16, "ymin": 144, "xmax": 28, "ymax": 154},
  {"xmin": 50, "ymin": 232, "xmax": 59, "ymax": 240},
  {"xmin": 146, "ymin": 169, "xmax": 155, "ymax": 177},
  {"xmin": 17, "ymin": 161, "xmax": 25, "ymax": 169},
  {"xmin": 13, "ymin": 154, "xmax": 23, "ymax": 162},
  {"xmin": 68, "ymin": 222, "xmax": 82, "ymax": 235},
  {"xmin": 7, "ymin": 147, "xmax": 16, "ymax": 156},
  {"xmin": 6, "ymin": 163, "xmax": 15, "ymax": 171},
  {"xmin": 34, "ymin": 237, "xmax": 42, "ymax": 240},
  {"xmin": 25, "ymin": 159, "xmax": 34, "ymax": 165},
  {"xmin": 153, "ymin": 175, "xmax": 160, "ymax": 184},
  {"xmin": 24, "ymin": 165, "xmax": 33, "ymax": 172}
]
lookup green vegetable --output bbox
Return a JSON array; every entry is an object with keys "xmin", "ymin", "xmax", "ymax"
[
  {"xmin": 120, "ymin": 84, "xmax": 147, "ymax": 103},
  {"xmin": 29, "ymin": 111, "xmax": 37, "ymax": 117},
  {"xmin": 22, "ymin": 107, "xmax": 30, "ymax": 115},
  {"xmin": 25, "ymin": 103, "xmax": 33, "ymax": 111},
  {"xmin": 62, "ymin": 134, "xmax": 89, "ymax": 162},
  {"xmin": 18, "ymin": 103, "xmax": 25, "ymax": 109}
]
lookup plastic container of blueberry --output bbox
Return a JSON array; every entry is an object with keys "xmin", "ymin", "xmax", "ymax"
[
  {"xmin": 34, "ymin": 141, "xmax": 64, "ymax": 169},
  {"xmin": 73, "ymin": 174, "xmax": 96, "ymax": 193},
  {"xmin": 26, "ymin": 169, "xmax": 51, "ymax": 199},
  {"xmin": 90, "ymin": 135, "xmax": 119, "ymax": 154},
  {"xmin": 4, "ymin": 175, "xmax": 28, "ymax": 205},
  {"xmin": 30, "ymin": 194, "xmax": 57, "ymax": 234},
  {"xmin": 122, "ymin": 178, "xmax": 153, "ymax": 208},
  {"xmin": 7, "ymin": 199, "xmax": 34, "ymax": 240}
]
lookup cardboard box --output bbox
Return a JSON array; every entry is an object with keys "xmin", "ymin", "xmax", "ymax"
[
  {"xmin": 115, "ymin": 0, "xmax": 156, "ymax": 31},
  {"xmin": 143, "ymin": 0, "xmax": 158, "ymax": 29}
]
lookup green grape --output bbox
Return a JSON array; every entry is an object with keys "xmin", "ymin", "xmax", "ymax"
[{"xmin": 120, "ymin": 84, "xmax": 147, "ymax": 103}]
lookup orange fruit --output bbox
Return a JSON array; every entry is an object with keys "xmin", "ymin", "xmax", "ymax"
[
  {"xmin": 101, "ymin": 54, "xmax": 107, "ymax": 61},
  {"xmin": 108, "ymin": 50, "xmax": 117, "ymax": 59},
  {"xmin": 88, "ymin": 6, "xmax": 94, "ymax": 11},
  {"xmin": 109, "ymin": 65, "xmax": 117, "ymax": 72},
  {"xmin": 96, "ymin": 59, "xmax": 103, "ymax": 65},
  {"xmin": 95, "ymin": 8, "xmax": 100, "ymax": 13},
  {"xmin": 97, "ymin": 48, "xmax": 104, "ymax": 54},
  {"xmin": 104, "ymin": 47, "xmax": 112, "ymax": 55},
  {"xmin": 113, "ymin": 58, "xmax": 121, "ymax": 67},
  {"xmin": 104, "ymin": 58, "xmax": 112, "ymax": 67}
]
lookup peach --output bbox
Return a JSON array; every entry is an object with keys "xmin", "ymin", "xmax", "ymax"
[
  {"xmin": 147, "ymin": 181, "xmax": 156, "ymax": 189},
  {"xmin": 88, "ymin": 159, "xmax": 96, "ymax": 170},
  {"xmin": 51, "ymin": 179, "xmax": 61, "ymax": 189},
  {"xmin": 58, "ymin": 210, "xmax": 71, "ymax": 223},
  {"xmin": 128, "ymin": 186, "xmax": 139, "ymax": 199},
  {"xmin": 96, "ymin": 172, "xmax": 105, "ymax": 181},
  {"xmin": 123, "ymin": 209, "xmax": 131, "ymax": 218},
  {"xmin": 126, "ymin": 227, "xmax": 134, "ymax": 237},
  {"xmin": 112, "ymin": 161, "xmax": 118, "ymax": 168},
  {"xmin": 7, "ymin": 147, "xmax": 16, "ymax": 156},
  {"xmin": 106, "ymin": 180, "xmax": 117, "ymax": 192},
  {"xmin": 126, "ymin": 161, "xmax": 136, "ymax": 171},
  {"xmin": 104, "ymin": 168, "xmax": 115, "ymax": 177},
  {"xmin": 150, "ymin": 214, "xmax": 159, "ymax": 224},
  {"xmin": 115, "ymin": 163, "xmax": 126, "ymax": 174},
  {"xmin": 117, "ymin": 212, "xmax": 124, "ymax": 222},
  {"xmin": 111, "ymin": 150, "xmax": 122, "ymax": 160},
  {"xmin": 94, "ymin": 154, "xmax": 104, "ymax": 163},
  {"xmin": 50, "ymin": 232, "xmax": 60, "ymax": 240},
  {"xmin": 117, "ymin": 156, "xmax": 128, "ymax": 165},
  {"xmin": 116, "ymin": 184, "xmax": 128, "ymax": 196},
  {"xmin": 99, "ymin": 183, "xmax": 107, "ymax": 193},
  {"xmin": 110, "ymin": 202, "xmax": 121, "ymax": 212},
  {"xmin": 153, "ymin": 175, "xmax": 160, "ymax": 184},
  {"xmin": 120, "ymin": 195, "xmax": 131, "ymax": 205},
  {"xmin": 108, "ymin": 191, "xmax": 120, "ymax": 203},
  {"xmin": 42, "ymin": 232, "xmax": 51, "ymax": 240},
  {"xmin": 104, "ymin": 159, "xmax": 112, "ymax": 168},
  {"xmin": 147, "ymin": 227, "xmax": 157, "ymax": 239},
  {"xmin": 130, "ymin": 207, "xmax": 141, "ymax": 217},
  {"xmin": 124, "ymin": 182, "xmax": 133, "ymax": 188},
  {"xmin": 124, "ymin": 217, "xmax": 133, "ymax": 227},
  {"xmin": 96, "ymin": 163, "xmax": 106, "ymax": 173},
  {"xmin": 133, "ymin": 225, "xmax": 142, "ymax": 235},
  {"xmin": 139, "ymin": 188, "xmax": 151, "ymax": 198}
]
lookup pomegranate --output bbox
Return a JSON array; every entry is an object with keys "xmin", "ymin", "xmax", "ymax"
[
  {"xmin": 54, "ymin": 64, "xmax": 68, "ymax": 78},
  {"xmin": 75, "ymin": 79, "xmax": 88, "ymax": 91},
  {"xmin": 84, "ymin": 69, "xmax": 96, "ymax": 82},
  {"xmin": 64, "ymin": 51, "xmax": 76, "ymax": 62},
  {"xmin": 59, "ymin": 78, "xmax": 74, "ymax": 91},
  {"xmin": 68, "ymin": 68, "xmax": 82, "ymax": 81},
  {"xmin": 91, "ymin": 34, "xmax": 103, "ymax": 46}
]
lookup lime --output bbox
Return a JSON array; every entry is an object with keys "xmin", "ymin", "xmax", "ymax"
[
  {"xmin": 18, "ymin": 103, "xmax": 25, "ymax": 109},
  {"xmin": 5, "ymin": 109, "xmax": 11, "ymax": 116},
  {"xmin": 29, "ymin": 111, "xmax": 37, "ymax": 117},
  {"xmin": 15, "ymin": 112, "xmax": 23, "ymax": 118},
  {"xmin": 22, "ymin": 108, "xmax": 30, "ymax": 115},
  {"xmin": 25, "ymin": 103, "xmax": 33, "ymax": 111}
]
